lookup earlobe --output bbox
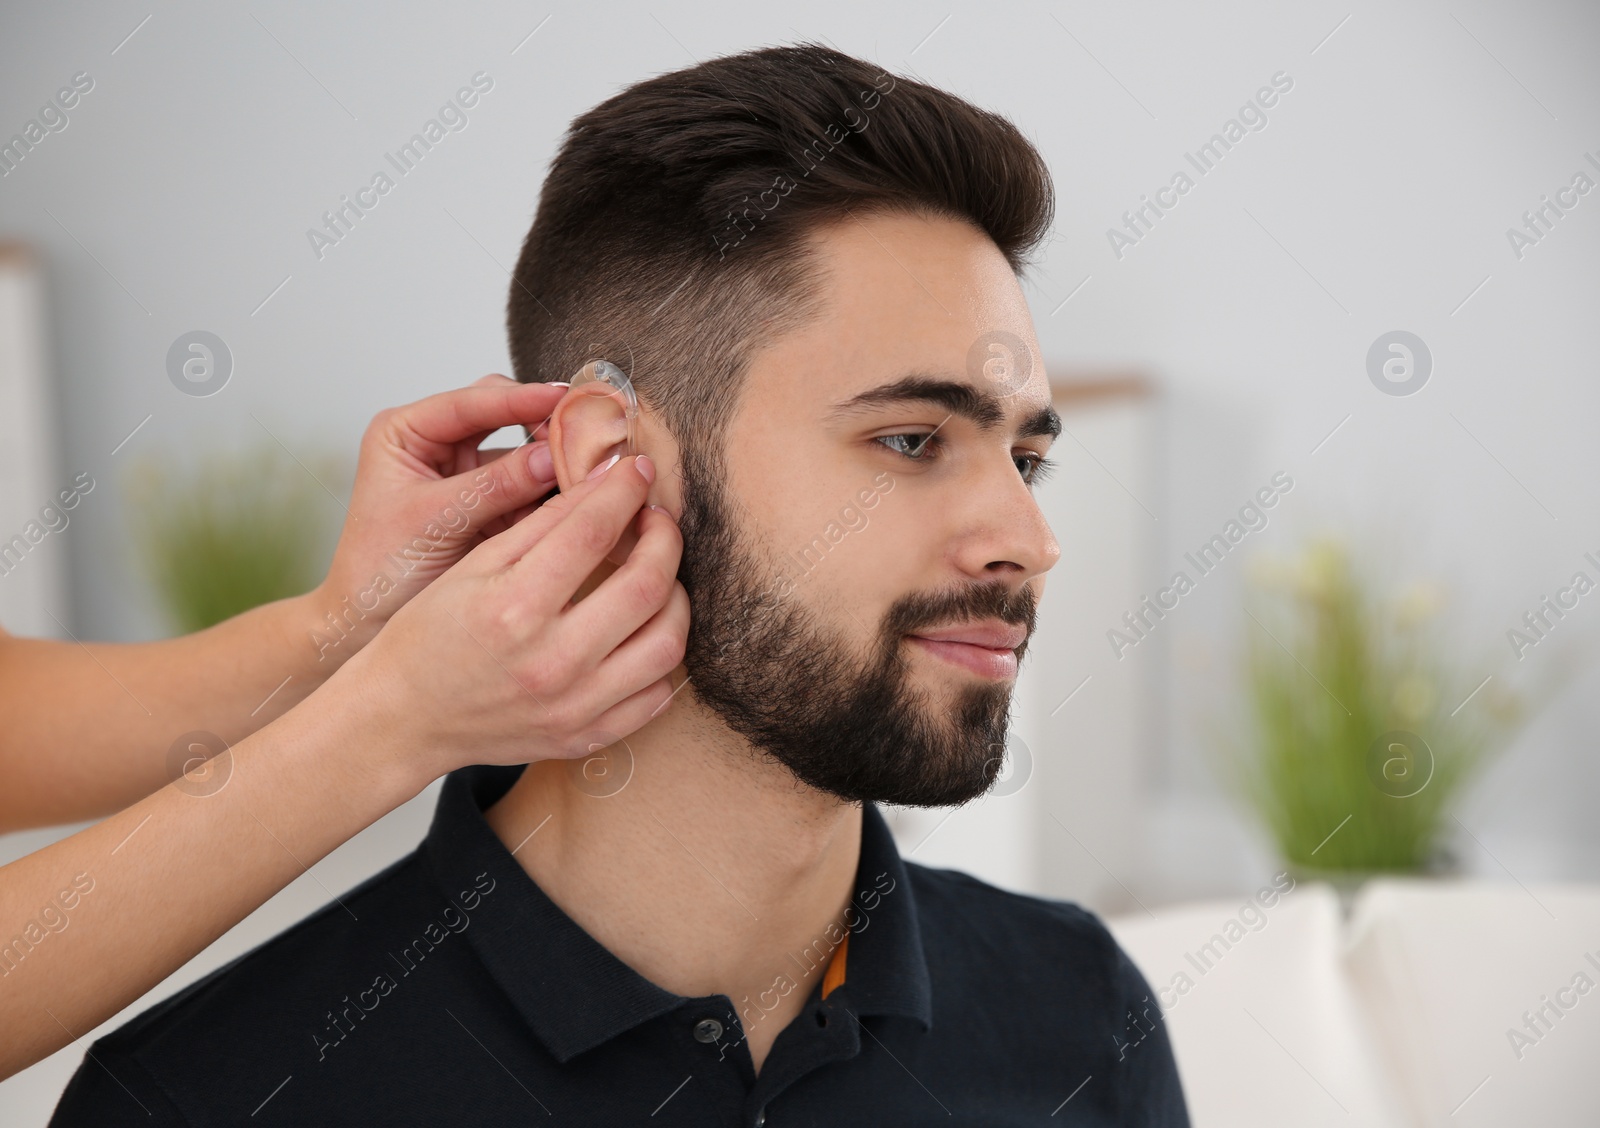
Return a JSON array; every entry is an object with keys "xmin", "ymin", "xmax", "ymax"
[{"xmin": 547, "ymin": 385, "xmax": 634, "ymax": 491}]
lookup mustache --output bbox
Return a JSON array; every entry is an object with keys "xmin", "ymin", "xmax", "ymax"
[{"xmin": 882, "ymin": 581, "xmax": 1038, "ymax": 658}]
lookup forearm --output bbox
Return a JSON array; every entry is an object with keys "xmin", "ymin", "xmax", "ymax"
[
  {"xmin": 0, "ymin": 589, "xmax": 363, "ymax": 829},
  {"xmin": 0, "ymin": 668, "xmax": 423, "ymax": 1080},
  {"xmin": 0, "ymin": 380, "xmax": 567, "ymax": 832}
]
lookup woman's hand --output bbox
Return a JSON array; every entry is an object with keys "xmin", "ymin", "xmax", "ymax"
[
  {"xmin": 307, "ymin": 374, "xmax": 568, "ymax": 664},
  {"xmin": 0, "ymin": 408, "xmax": 685, "ymax": 1080},
  {"xmin": 341, "ymin": 452, "xmax": 689, "ymax": 781}
]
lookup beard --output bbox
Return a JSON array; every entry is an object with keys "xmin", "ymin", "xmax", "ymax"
[{"xmin": 674, "ymin": 453, "xmax": 1037, "ymax": 808}]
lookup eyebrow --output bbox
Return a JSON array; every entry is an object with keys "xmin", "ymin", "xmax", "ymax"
[{"xmin": 827, "ymin": 375, "xmax": 1061, "ymax": 440}]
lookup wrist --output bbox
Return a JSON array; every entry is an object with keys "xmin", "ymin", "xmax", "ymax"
[
  {"xmin": 296, "ymin": 580, "xmax": 388, "ymax": 676},
  {"xmin": 295, "ymin": 646, "xmax": 442, "ymax": 805}
]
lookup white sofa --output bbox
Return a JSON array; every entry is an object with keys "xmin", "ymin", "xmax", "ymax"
[{"xmin": 1106, "ymin": 878, "xmax": 1600, "ymax": 1127}]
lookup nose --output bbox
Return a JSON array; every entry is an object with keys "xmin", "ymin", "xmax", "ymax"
[{"xmin": 949, "ymin": 454, "xmax": 1060, "ymax": 585}]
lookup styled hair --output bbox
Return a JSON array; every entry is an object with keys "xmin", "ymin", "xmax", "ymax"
[{"xmin": 506, "ymin": 42, "xmax": 1054, "ymax": 457}]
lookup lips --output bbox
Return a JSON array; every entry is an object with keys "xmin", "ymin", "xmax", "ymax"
[
  {"xmin": 905, "ymin": 621, "xmax": 1027, "ymax": 650},
  {"xmin": 904, "ymin": 620, "xmax": 1028, "ymax": 680}
]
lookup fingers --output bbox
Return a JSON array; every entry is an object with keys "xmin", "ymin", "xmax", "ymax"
[
  {"xmin": 563, "ymin": 504, "xmax": 684, "ymax": 659},
  {"xmin": 598, "ymin": 582, "xmax": 690, "ymax": 698},
  {"xmin": 452, "ymin": 456, "xmax": 583, "ymax": 567},
  {"xmin": 578, "ymin": 678, "xmax": 680, "ymax": 753},
  {"xmin": 434, "ymin": 442, "xmax": 558, "ymax": 536},
  {"xmin": 384, "ymin": 380, "xmax": 564, "ymax": 453},
  {"xmin": 489, "ymin": 497, "xmax": 548, "ymax": 535},
  {"xmin": 559, "ymin": 584, "xmax": 691, "ymax": 741},
  {"xmin": 453, "ymin": 451, "xmax": 650, "ymax": 579},
  {"xmin": 508, "ymin": 456, "xmax": 659, "ymax": 615}
]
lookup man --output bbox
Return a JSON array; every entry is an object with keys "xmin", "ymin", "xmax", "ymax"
[{"xmin": 51, "ymin": 44, "xmax": 1189, "ymax": 1126}]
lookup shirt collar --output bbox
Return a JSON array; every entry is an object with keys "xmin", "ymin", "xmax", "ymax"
[
  {"xmin": 419, "ymin": 764, "xmax": 932, "ymax": 1063},
  {"xmin": 822, "ymin": 792, "xmax": 933, "ymax": 1030}
]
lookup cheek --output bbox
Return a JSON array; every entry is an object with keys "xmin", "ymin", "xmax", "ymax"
[
  {"xmin": 721, "ymin": 424, "xmax": 840, "ymax": 541},
  {"xmin": 817, "ymin": 493, "xmax": 927, "ymax": 625}
]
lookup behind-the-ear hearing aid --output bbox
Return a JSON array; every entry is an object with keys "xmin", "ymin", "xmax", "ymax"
[
  {"xmin": 553, "ymin": 359, "xmax": 644, "ymax": 571},
  {"xmin": 527, "ymin": 359, "xmax": 638, "ymax": 460},
  {"xmin": 566, "ymin": 359, "xmax": 638, "ymax": 458}
]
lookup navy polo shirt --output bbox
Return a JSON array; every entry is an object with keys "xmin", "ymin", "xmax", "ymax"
[{"xmin": 51, "ymin": 764, "xmax": 1189, "ymax": 1126}]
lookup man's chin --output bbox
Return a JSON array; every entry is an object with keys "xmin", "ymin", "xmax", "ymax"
[
  {"xmin": 842, "ymin": 761, "xmax": 1005, "ymax": 809},
  {"xmin": 816, "ymin": 704, "xmax": 1014, "ymax": 809}
]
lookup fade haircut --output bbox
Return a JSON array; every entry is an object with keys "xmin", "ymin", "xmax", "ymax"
[{"xmin": 506, "ymin": 42, "xmax": 1054, "ymax": 465}]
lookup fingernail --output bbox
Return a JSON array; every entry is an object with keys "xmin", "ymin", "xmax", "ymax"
[
  {"xmin": 648, "ymin": 504, "xmax": 676, "ymax": 519},
  {"xmin": 547, "ymin": 381, "xmax": 570, "ymax": 388},
  {"xmin": 586, "ymin": 453, "xmax": 621, "ymax": 481},
  {"xmin": 527, "ymin": 441, "xmax": 554, "ymax": 482},
  {"xmin": 635, "ymin": 454, "xmax": 655, "ymax": 484}
]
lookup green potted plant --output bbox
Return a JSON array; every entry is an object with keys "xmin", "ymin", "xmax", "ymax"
[
  {"xmin": 1229, "ymin": 535, "xmax": 1531, "ymax": 896},
  {"xmin": 126, "ymin": 442, "xmax": 342, "ymax": 632}
]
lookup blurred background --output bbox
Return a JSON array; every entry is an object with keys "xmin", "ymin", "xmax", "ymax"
[{"xmin": 2, "ymin": 0, "xmax": 1598, "ymax": 1123}]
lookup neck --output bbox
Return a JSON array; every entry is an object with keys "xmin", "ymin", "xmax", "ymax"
[{"xmin": 484, "ymin": 672, "xmax": 863, "ymax": 1059}]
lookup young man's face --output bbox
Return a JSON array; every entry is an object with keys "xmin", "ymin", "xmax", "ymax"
[{"xmin": 664, "ymin": 209, "xmax": 1061, "ymax": 807}]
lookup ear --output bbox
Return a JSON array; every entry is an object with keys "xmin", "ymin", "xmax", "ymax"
[{"xmin": 547, "ymin": 384, "xmax": 633, "ymax": 492}]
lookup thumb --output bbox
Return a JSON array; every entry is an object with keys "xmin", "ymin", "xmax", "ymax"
[
  {"xmin": 438, "ymin": 441, "xmax": 559, "ymax": 537},
  {"xmin": 460, "ymin": 458, "xmax": 642, "ymax": 575}
]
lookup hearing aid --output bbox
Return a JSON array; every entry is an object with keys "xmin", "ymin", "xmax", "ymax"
[
  {"xmin": 557, "ymin": 360, "xmax": 645, "ymax": 573},
  {"xmin": 527, "ymin": 359, "xmax": 638, "ymax": 458},
  {"xmin": 566, "ymin": 359, "xmax": 639, "ymax": 460}
]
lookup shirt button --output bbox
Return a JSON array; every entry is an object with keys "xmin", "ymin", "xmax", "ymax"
[{"xmin": 693, "ymin": 1017, "xmax": 723, "ymax": 1043}]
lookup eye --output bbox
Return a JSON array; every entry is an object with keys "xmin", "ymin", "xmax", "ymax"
[
  {"xmin": 1016, "ymin": 452, "xmax": 1057, "ymax": 486},
  {"xmin": 875, "ymin": 432, "xmax": 940, "ymax": 460}
]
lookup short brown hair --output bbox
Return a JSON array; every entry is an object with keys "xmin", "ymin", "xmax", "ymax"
[{"xmin": 506, "ymin": 43, "xmax": 1053, "ymax": 458}]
